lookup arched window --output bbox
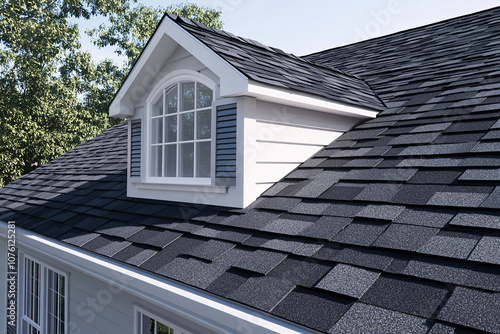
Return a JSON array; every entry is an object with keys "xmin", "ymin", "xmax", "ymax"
[{"xmin": 150, "ymin": 80, "xmax": 214, "ymax": 180}]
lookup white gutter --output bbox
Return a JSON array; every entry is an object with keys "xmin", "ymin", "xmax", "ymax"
[{"xmin": 0, "ymin": 221, "xmax": 318, "ymax": 334}]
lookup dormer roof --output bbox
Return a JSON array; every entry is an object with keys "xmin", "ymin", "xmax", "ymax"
[{"xmin": 109, "ymin": 13, "xmax": 385, "ymax": 119}]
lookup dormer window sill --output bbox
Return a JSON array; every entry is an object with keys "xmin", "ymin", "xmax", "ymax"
[{"xmin": 131, "ymin": 179, "xmax": 228, "ymax": 194}]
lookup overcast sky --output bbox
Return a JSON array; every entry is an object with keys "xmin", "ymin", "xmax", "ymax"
[{"xmin": 79, "ymin": 0, "xmax": 500, "ymax": 63}]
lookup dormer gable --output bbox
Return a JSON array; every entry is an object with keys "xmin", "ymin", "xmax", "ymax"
[{"xmin": 109, "ymin": 14, "xmax": 385, "ymax": 208}]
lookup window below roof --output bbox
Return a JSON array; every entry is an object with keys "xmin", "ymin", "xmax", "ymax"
[
  {"xmin": 20, "ymin": 254, "xmax": 67, "ymax": 334},
  {"xmin": 147, "ymin": 73, "xmax": 215, "ymax": 185},
  {"xmin": 136, "ymin": 307, "xmax": 194, "ymax": 334}
]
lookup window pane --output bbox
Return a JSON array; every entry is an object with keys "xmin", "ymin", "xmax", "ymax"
[
  {"xmin": 157, "ymin": 321, "xmax": 173, "ymax": 334},
  {"xmin": 164, "ymin": 144, "xmax": 177, "ymax": 177},
  {"xmin": 196, "ymin": 142, "xmax": 211, "ymax": 178},
  {"xmin": 152, "ymin": 95, "xmax": 163, "ymax": 116},
  {"xmin": 151, "ymin": 146, "xmax": 162, "ymax": 177},
  {"xmin": 180, "ymin": 112, "xmax": 194, "ymax": 141},
  {"xmin": 196, "ymin": 109, "xmax": 211, "ymax": 140},
  {"xmin": 180, "ymin": 82, "xmax": 195, "ymax": 111},
  {"xmin": 179, "ymin": 143, "xmax": 194, "ymax": 177},
  {"xmin": 152, "ymin": 118, "xmax": 163, "ymax": 144},
  {"xmin": 165, "ymin": 115, "xmax": 177, "ymax": 143},
  {"xmin": 166, "ymin": 86, "xmax": 177, "ymax": 114},
  {"xmin": 196, "ymin": 83, "xmax": 212, "ymax": 108},
  {"xmin": 47, "ymin": 270, "xmax": 65, "ymax": 334}
]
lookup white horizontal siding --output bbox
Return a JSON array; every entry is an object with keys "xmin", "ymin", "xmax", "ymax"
[
  {"xmin": 69, "ymin": 274, "xmax": 134, "ymax": 334},
  {"xmin": 250, "ymin": 100, "xmax": 354, "ymax": 190}
]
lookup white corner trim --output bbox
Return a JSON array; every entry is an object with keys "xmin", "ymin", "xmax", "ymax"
[
  {"xmin": 0, "ymin": 222, "xmax": 317, "ymax": 334},
  {"xmin": 245, "ymin": 82, "xmax": 379, "ymax": 119}
]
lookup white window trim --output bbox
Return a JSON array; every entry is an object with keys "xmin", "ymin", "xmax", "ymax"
[
  {"xmin": 18, "ymin": 252, "xmax": 68, "ymax": 334},
  {"xmin": 145, "ymin": 70, "xmax": 218, "ymax": 186}
]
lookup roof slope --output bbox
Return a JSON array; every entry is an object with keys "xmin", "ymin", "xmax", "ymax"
[
  {"xmin": 166, "ymin": 14, "xmax": 385, "ymax": 112},
  {"xmin": 2, "ymin": 7, "xmax": 500, "ymax": 334}
]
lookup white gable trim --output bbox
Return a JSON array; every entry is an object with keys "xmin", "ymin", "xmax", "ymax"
[
  {"xmin": 0, "ymin": 222, "xmax": 318, "ymax": 334},
  {"xmin": 245, "ymin": 82, "xmax": 379, "ymax": 119},
  {"xmin": 109, "ymin": 16, "xmax": 248, "ymax": 118}
]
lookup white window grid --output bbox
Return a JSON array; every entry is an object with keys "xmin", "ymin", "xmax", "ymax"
[
  {"xmin": 20, "ymin": 253, "xmax": 67, "ymax": 334},
  {"xmin": 150, "ymin": 81, "xmax": 213, "ymax": 182}
]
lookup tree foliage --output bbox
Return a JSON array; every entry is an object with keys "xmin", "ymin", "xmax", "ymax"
[{"xmin": 0, "ymin": 1, "xmax": 222, "ymax": 186}]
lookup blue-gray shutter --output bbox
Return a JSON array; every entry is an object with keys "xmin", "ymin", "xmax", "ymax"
[
  {"xmin": 215, "ymin": 103, "xmax": 237, "ymax": 186},
  {"xmin": 130, "ymin": 120, "xmax": 141, "ymax": 177}
]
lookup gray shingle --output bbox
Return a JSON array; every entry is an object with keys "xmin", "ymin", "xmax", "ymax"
[
  {"xmin": 356, "ymin": 204, "xmax": 405, "ymax": 221},
  {"xmin": 233, "ymin": 249, "xmax": 287, "ymax": 274},
  {"xmin": 329, "ymin": 303, "xmax": 430, "ymax": 334},
  {"xmin": 449, "ymin": 212, "xmax": 500, "ymax": 230},
  {"xmin": 403, "ymin": 260, "xmax": 471, "ymax": 286},
  {"xmin": 410, "ymin": 122, "xmax": 451, "ymax": 133},
  {"xmin": 459, "ymin": 168, "xmax": 500, "ymax": 181},
  {"xmin": 186, "ymin": 239, "xmax": 235, "ymax": 261},
  {"xmin": 394, "ymin": 208, "xmax": 453, "ymax": 228},
  {"xmin": 389, "ymin": 132, "xmax": 440, "ymax": 145},
  {"xmin": 261, "ymin": 218, "xmax": 313, "ymax": 235},
  {"xmin": 427, "ymin": 192, "xmax": 488, "ymax": 207},
  {"xmin": 399, "ymin": 142, "xmax": 477, "ymax": 156},
  {"xmin": 480, "ymin": 186, "xmax": 500, "ymax": 209},
  {"xmin": 157, "ymin": 257, "xmax": 227, "ymax": 289},
  {"xmin": 316, "ymin": 264, "xmax": 380, "ymax": 298},
  {"xmin": 468, "ymin": 236, "xmax": 500, "ymax": 265},
  {"xmin": 438, "ymin": 287, "xmax": 500, "ymax": 333},
  {"xmin": 228, "ymin": 276, "xmax": 295, "ymax": 311},
  {"xmin": 419, "ymin": 235, "xmax": 478, "ymax": 259}
]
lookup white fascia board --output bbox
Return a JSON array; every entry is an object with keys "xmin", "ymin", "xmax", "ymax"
[
  {"xmin": 0, "ymin": 222, "xmax": 317, "ymax": 334},
  {"xmin": 109, "ymin": 16, "xmax": 248, "ymax": 118},
  {"xmin": 245, "ymin": 81, "xmax": 379, "ymax": 119}
]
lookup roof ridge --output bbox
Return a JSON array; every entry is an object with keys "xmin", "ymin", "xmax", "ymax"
[
  {"xmin": 166, "ymin": 14, "xmax": 376, "ymax": 89},
  {"xmin": 303, "ymin": 5, "xmax": 500, "ymax": 58}
]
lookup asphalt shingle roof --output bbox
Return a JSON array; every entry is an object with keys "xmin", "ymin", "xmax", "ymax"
[{"xmin": 2, "ymin": 6, "xmax": 500, "ymax": 333}]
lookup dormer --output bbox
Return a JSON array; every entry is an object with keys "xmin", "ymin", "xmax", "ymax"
[{"xmin": 109, "ymin": 14, "xmax": 385, "ymax": 208}]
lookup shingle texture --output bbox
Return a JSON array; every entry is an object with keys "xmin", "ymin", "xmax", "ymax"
[{"xmin": 2, "ymin": 7, "xmax": 500, "ymax": 334}]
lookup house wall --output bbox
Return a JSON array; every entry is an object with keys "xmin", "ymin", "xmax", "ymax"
[{"xmin": 245, "ymin": 100, "xmax": 359, "ymax": 195}]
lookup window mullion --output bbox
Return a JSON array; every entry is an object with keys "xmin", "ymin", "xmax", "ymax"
[
  {"xmin": 193, "ymin": 84, "xmax": 198, "ymax": 178},
  {"xmin": 176, "ymin": 84, "xmax": 180, "ymax": 178}
]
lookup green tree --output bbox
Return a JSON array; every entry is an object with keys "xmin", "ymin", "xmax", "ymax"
[{"xmin": 0, "ymin": 1, "xmax": 223, "ymax": 186}]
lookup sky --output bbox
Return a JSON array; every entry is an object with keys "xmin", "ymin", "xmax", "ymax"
[{"xmin": 78, "ymin": 0, "xmax": 500, "ymax": 64}]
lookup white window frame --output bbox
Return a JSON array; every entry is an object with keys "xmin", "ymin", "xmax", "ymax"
[
  {"xmin": 146, "ymin": 70, "xmax": 217, "ymax": 186},
  {"xmin": 135, "ymin": 306, "xmax": 194, "ymax": 334},
  {"xmin": 19, "ymin": 253, "xmax": 68, "ymax": 334}
]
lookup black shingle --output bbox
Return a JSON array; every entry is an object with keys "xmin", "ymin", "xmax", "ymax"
[
  {"xmin": 186, "ymin": 239, "xmax": 235, "ymax": 261},
  {"xmin": 232, "ymin": 249, "xmax": 287, "ymax": 274},
  {"xmin": 373, "ymin": 224, "xmax": 439, "ymax": 251},
  {"xmin": 356, "ymin": 204, "xmax": 405, "ymax": 221},
  {"xmin": 267, "ymin": 257, "xmax": 331, "ymax": 287},
  {"xmin": 361, "ymin": 275, "xmax": 450, "ymax": 318},
  {"xmin": 332, "ymin": 221, "xmax": 389, "ymax": 247},
  {"xmin": 271, "ymin": 288, "xmax": 353, "ymax": 332}
]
